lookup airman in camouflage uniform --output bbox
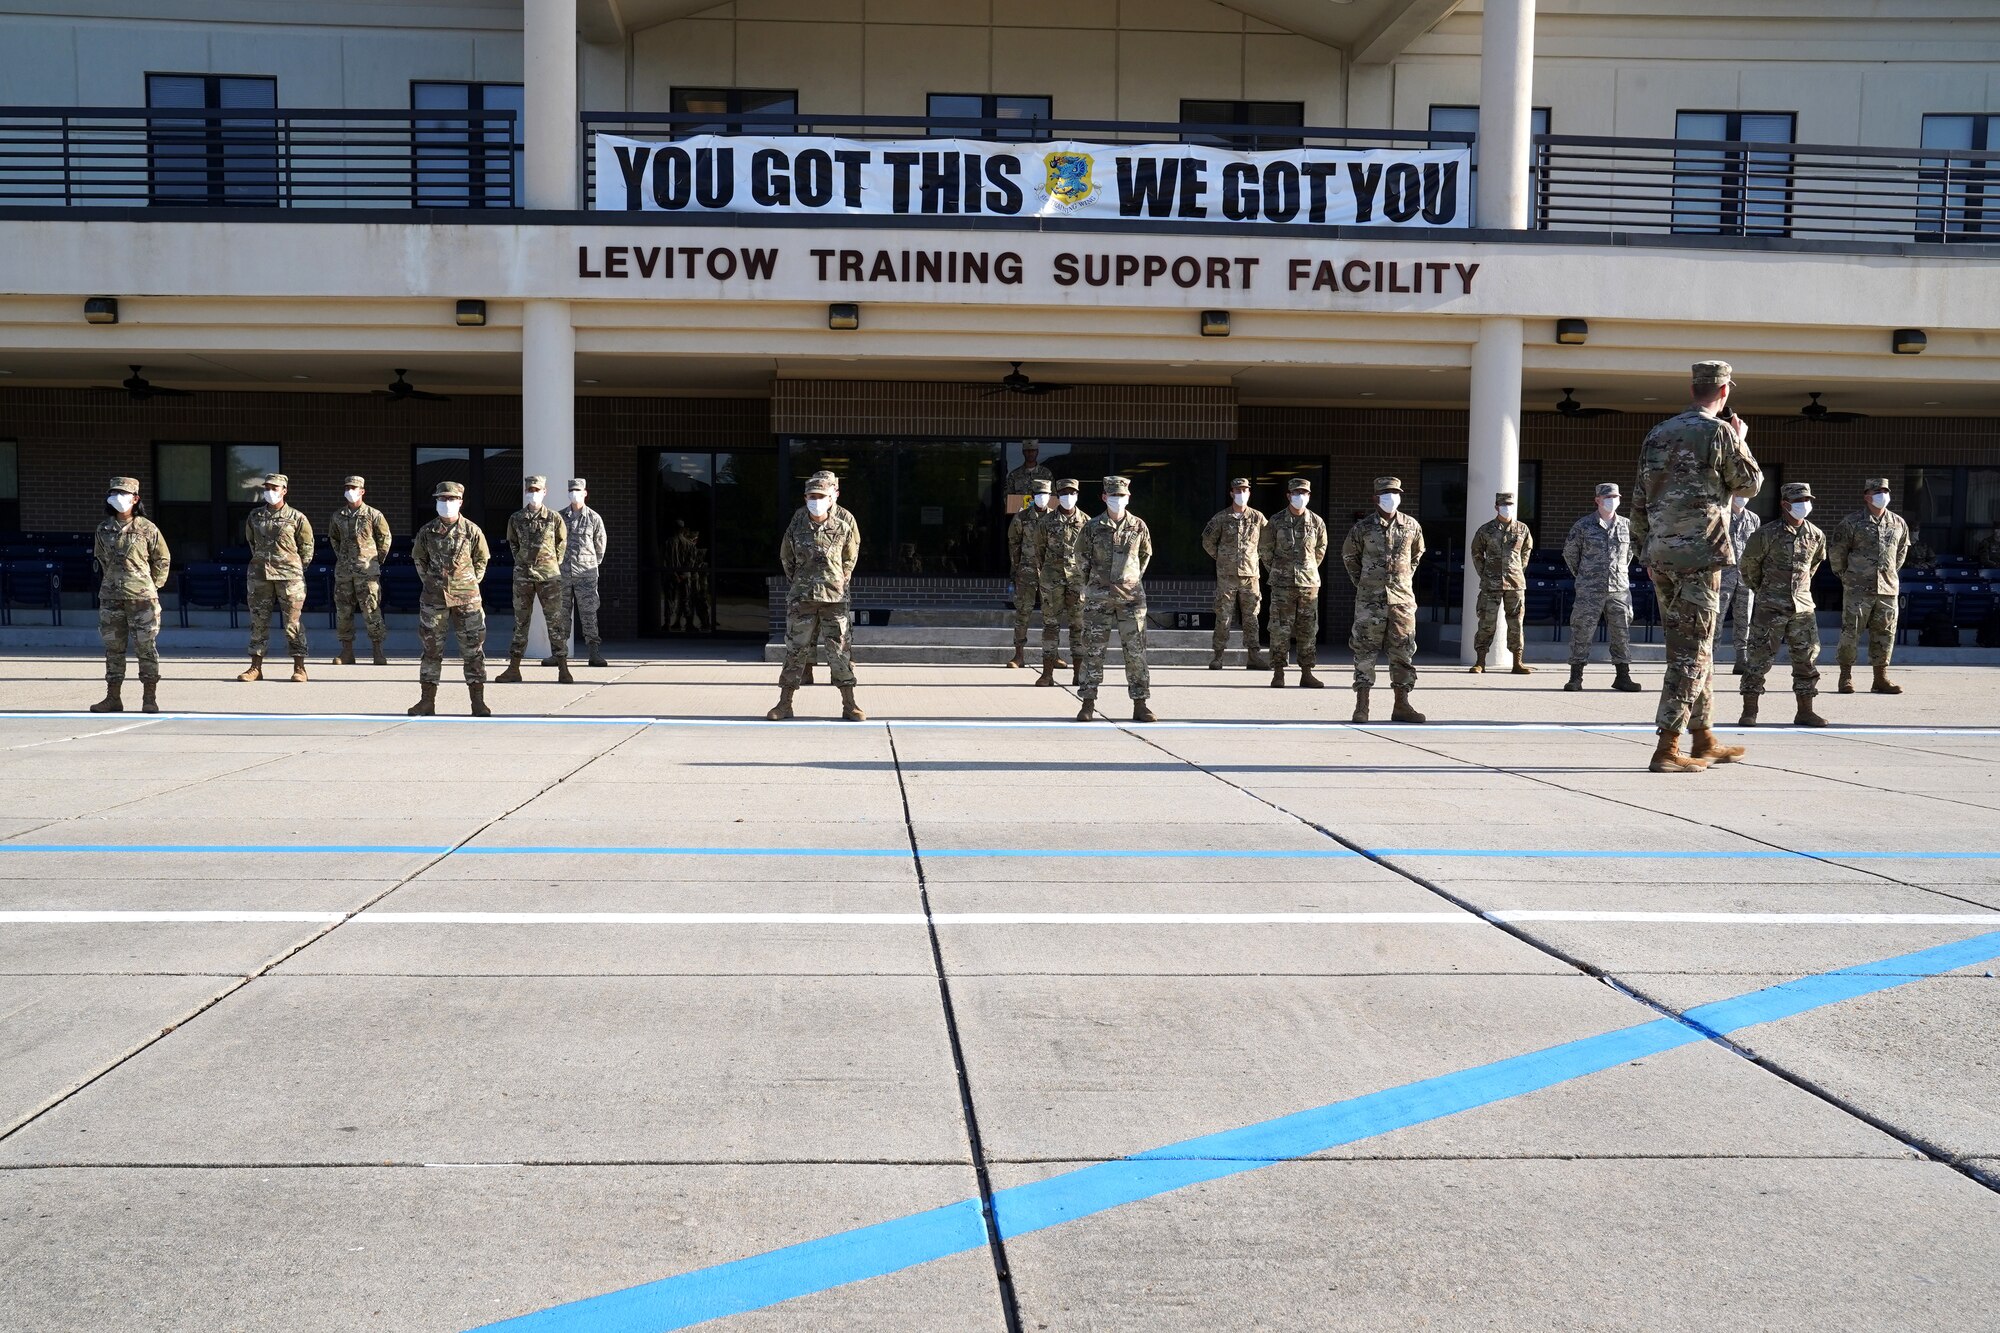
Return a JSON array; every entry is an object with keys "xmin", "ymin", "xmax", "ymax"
[
  {"xmin": 1716, "ymin": 496, "xmax": 1760, "ymax": 674},
  {"xmin": 1629, "ymin": 360, "xmax": 1764, "ymax": 772},
  {"xmin": 1202, "ymin": 477, "xmax": 1269, "ymax": 671},
  {"xmin": 557, "ymin": 478, "xmax": 609, "ymax": 668},
  {"xmin": 1072, "ymin": 475, "xmax": 1155, "ymax": 723},
  {"xmin": 238, "ymin": 471, "xmax": 314, "ymax": 684},
  {"xmin": 1737, "ymin": 481, "xmax": 1828, "ymax": 728},
  {"xmin": 1563, "ymin": 483, "xmax": 1643, "ymax": 693},
  {"xmin": 90, "ymin": 476, "xmax": 170, "ymax": 714},
  {"xmin": 1978, "ymin": 529, "xmax": 2000, "ymax": 571},
  {"xmin": 1468, "ymin": 490, "xmax": 1533, "ymax": 675},
  {"xmin": 409, "ymin": 480, "xmax": 492, "ymax": 717},
  {"xmin": 1828, "ymin": 477, "xmax": 1911, "ymax": 695},
  {"xmin": 1002, "ymin": 444, "xmax": 1053, "ymax": 513},
  {"xmin": 1260, "ymin": 478, "xmax": 1328, "ymax": 688},
  {"xmin": 1341, "ymin": 476, "xmax": 1426, "ymax": 723},
  {"xmin": 1007, "ymin": 479, "xmax": 1051, "ymax": 667},
  {"xmin": 1033, "ymin": 478, "xmax": 1088, "ymax": 686},
  {"xmin": 328, "ymin": 474, "xmax": 391, "ymax": 666},
  {"xmin": 495, "ymin": 475, "xmax": 571, "ymax": 685},
  {"xmin": 768, "ymin": 471, "xmax": 864, "ymax": 722}
]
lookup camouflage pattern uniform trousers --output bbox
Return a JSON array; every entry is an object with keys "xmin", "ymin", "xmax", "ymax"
[
  {"xmin": 778, "ymin": 504, "xmax": 862, "ymax": 689},
  {"xmin": 1202, "ymin": 506, "xmax": 1266, "ymax": 658},
  {"xmin": 1342, "ymin": 511, "xmax": 1426, "ymax": 690},
  {"xmin": 245, "ymin": 504, "xmax": 314, "ymax": 658},
  {"xmin": 329, "ymin": 502, "xmax": 391, "ymax": 648},
  {"xmin": 1035, "ymin": 503, "xmax": 1089, "ymax": 667},
  {"xmin": 506, "ymin": 505, "xmax": 570, "ymax": 659},
  {"xmin": 1073, "ymin": 510, "xmax": 1154, "ymax": 700},
  {"xmin": 412, "ymin": 517, "xmax": 491, "ymax": 684},
  {"xmin": 1008, "ymin": 503, "xmax": 1044, "ymax": 647},
  {"xmin": 1714, "ymin": 503, "xmax": 1760, "ymax": 659},
  {"xmin": 94, "ymin": 514, "xmax": 170, "ymax": 682},
  {"xmin": 1629, "ymin": 407, "xmax": 1763, "ymax": 731},
  {"xmin": 1829, "ymin": 508, "xmax": 1910, "ymax": 668},
  {"xmin": 1469, "ymin": 515, "xmax": 1533, "ymax": 659},
  {"xmin": 560, "ymin": 503, "xmax": 609, "ymax": 650},
  {"xmin": 1260, "ymin": 507, "xmax": 1329, "ymax": 669},
  {"xmin": 1740, "ymin": 517, "xmax": 1826, "ymax": 699},
  {"xmin": 1564, "ymin": 512, "xmax": 1634, "ymax": 665}
]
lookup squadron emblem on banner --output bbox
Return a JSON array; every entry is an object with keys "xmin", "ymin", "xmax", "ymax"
[{"xmin": 1039, "ymin": 151, "xmax": 1097, "ymax": 209}]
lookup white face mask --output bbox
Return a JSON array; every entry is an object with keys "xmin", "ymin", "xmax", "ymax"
[
  {"xmin": 1103, "ymin": 495, "xmax": 1128, "ymax": 516},
  {"xmin": 1730, "ymin": 495, "xmax": 1747, "ymax": 511},
  {"xmin": 569, "ymin": 490, "xmax": 586, "ymax": 505},
  {"xmin": 1289, "ymin": 493, "xmax": 1309, "ymax": 512},
  {"xmin": 1377, "ymin": 493, "xmax": 1400, "ymax": 514},
  {"xmin": 1498, "ymin": 504, "xmax": 1516, "ymax": 520},
  {"xmin": 436, "ymin": 499, "xmax": 461, "ymax": 518},
  {"xmin": 805, "ymin": 495, "xmax": 832, "ymax": 518},
  {"xmin": 1599, "ymin": 497, "xmax": 1620, "ymax": 513},
  {"xmin": 344, "ymin": 488, "xmax": 362, "ymax": 504},
  {"xmin": 1868, "ymin": 491, "xmax": 1890, "ymax": 509},
  {"xmin": 1789, "ymin": 501, "xmax": 1813, "ymax": 520},
  {"xmin": 524, "ymin": 490, "xmax": 544, "ymax": 509},
  {"xmin": 1057, "ymin": 494, "xmax": 1077, "ymax": 511},
  {"xmin": 108, "ymin": 493, "xmax": 135, "ymax": 513},
  {"xmin": 1032, "ymin": 493, "xmax": 1050, "ymax": 509},
  {"xmin": 1230, "ymin": 490, "xmax": 1249, "ymax": 507},
  {"xmin": 262, "ymin": 489, "xmax": 282, "ymax": 505}
]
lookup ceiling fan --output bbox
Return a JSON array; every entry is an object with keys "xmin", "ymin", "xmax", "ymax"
[
  {"xmin": 1554, "ymin": 388, "xmax": 1621, "ymax": 420},
  {"xmin": 1787, "ymin": 391, "xmax": 1867, "ymax": 426},
  {"xmin": 373, "ymin": 368, "xmax": 451, "ymax": 403},
  {"xmin": 981, "ymin": 362, "xmax": 1074, "ymax": 398},
  {"xmin": 91, "ymin": 365, "xmax": 192, "ymax": 402}
]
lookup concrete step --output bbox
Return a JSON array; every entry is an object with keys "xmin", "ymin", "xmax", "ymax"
[
  {"xmin": 841, "ymin": 626, "xmax": 1219, "ymax": 647},
  {"xmin": 761, "ymin": 643, "xmax": 1266, "ymax": 666}
]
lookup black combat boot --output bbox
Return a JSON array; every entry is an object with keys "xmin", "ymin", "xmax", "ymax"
[
  {"xmin": 588, "ymin": 645, "xmax": 608, "ymax": 669},
  {"xmin": 556, "ymin": 661, "xmax": 575, "ymax": 685},
  {"xmin": 89, "ymin": 681, "xmax": 123, "ymax": 713},
  {"xmin": 407, "ymin": 681, "xmax": 437, "ymax": 716},
  {"xmin": 766, "ymin": 687, "xmax": 796, "ymax": 721},
  {"xmin": 1564, "ymin": 663, "xmax": 1584, "ymax": 692},
  {"xmin": 1208, "ymin": 650, "xmax": 1225, "ymax": 670},
  {"xmin": 237, "ymin": 655, "xmax": 263, "ymax": 682},
  {"xmin": 1352, "ymin": 686, "xmax": 1370, "ymax": 723},
  {"xmin": 1132, "ymin": 699, "xmax": 1156, "ymax": 723},
  {"xmin": 839, "ymin": 685, "xmax": 866, "ymax": 721},
  {"xmin": 468, "ymin": 682, "xmax": 491, "ymax": 717},
  {"xmin": 1612, "ymin": 663, "xmax": 1642, "ymax": 692},
  {"xmin": 140, "ymin": 680, "xmax": 159, "ymax": 714},
  {"xmin": 494, "ymin": 654, "xmax": 524, "ymax": 683}
]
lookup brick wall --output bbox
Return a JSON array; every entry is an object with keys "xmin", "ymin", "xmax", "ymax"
[{"xmin": 773, "ymin": 379, "xmax": 1235, "ymax": 440}]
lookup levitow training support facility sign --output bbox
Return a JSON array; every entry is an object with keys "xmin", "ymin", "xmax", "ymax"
[{"xmin": 593, "ymin": 135, "xmax": 1470, "ymax": 228}]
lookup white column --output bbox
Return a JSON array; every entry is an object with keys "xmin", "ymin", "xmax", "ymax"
[
  {"xmin": 521, "ymin": 300, "xmax": 575, "ymax": 659},
  {"xmin": 1476, "ymin": 0, "xmax": 1536, "ymax": 230},
  {"xmin": 1462, "ymin": 318, "xmax": 1524, "ymax": 667},
  {"xmin": 523, "ymin": 0, "xmax": 579, "ymax": 210}
]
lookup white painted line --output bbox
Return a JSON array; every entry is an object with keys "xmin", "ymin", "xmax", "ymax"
[
  {"xmin": 5, "ymin": 910, "xmax": 1998, "ymax": 927},
  {"xmin": 0, "ymin": 910, "xmax": 344, "ymax": 923},
  {"xmin": 8, "ymin": 718, "xmax": 166, "ymax": 749},
  {"xmin": 1491, "ymin": 910, "xmax": 2000, "ymax": 925}
]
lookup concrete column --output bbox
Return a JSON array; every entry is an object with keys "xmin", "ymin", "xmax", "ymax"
[
  {"xmin": 1462, "ymin": 318, "xmax": 1524, "ymax": 667},
  {"xmin": 521, "ymin": 300, "xmax": 575, "ymax": 659},
  {"xmin": 523, "ymin": 0, "xmax": 579, "ymax": 210},
  {"xmin": 1476, "ymin": 0, "xmax": 1536, "ymax": 230}
]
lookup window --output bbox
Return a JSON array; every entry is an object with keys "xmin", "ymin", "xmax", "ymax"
[
  {"xmin": 1428, "ymin": 105, "xmax": 1551, "ymax": 227},
  {"xmin": 927, "ymin": 94, "xmax": 1052, "ymax": 141},
  {"xmin": 1180, "ymin": 100, "xmax": 1304, "ymax": 151},
  {"xmin": 146, "ymin": 73, "xmax": 278, "ymax": 206},
  {"xmin": 671, "ymin": 88, "xmax": 798, "ymax": 136},
  {"xmin": 1906, "ymin": 465, "xmax": 2000, "ymax": 563},
  {"xmin": 1416, "ymin": 460, "xmax": 1541, "ymax": 555},
  {"xmin": 1673, "ymin": 111, "xmax": 1795, "ymax": 237},
  {"xmin": 413, "ymin": 81, "xmax": 523, "ymax": 207},
  {"xmin": 1918, "ymin": 114, "xmax": 1997, "ymax": 240},
  {"xmin": 151, "ymin": 442, "xmax": 280, "ymax": 562},
  {"xmin": 0, "ymin": 440, "xmax": 17, "ymax": 535},
  {"xmin": 412, "ymin": 446, "xmax": 522, "ymax": 539}
]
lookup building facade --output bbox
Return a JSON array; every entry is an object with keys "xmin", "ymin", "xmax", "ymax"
[{"xmin": 1, "ymin": 0, "xmax": 1996, "ymax": 649}]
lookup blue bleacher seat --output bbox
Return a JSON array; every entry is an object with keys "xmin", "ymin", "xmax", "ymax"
[
  {"xmin": 2, "ymin": 560, "xmax": 63, "ymax": 626},
  {"xmin": 1951, "ymin": 585, "xmax": 1995, "ymax": 629},
  {"xmin": 177, "ymin": 563, "xmax": 241, "ymax": 629},
  {"xmin": 380, "ymin": 564, "xmax": 423, "ymax": 613},
  {"xmin": 216, "ymin": 545, "xmax": 252, "ymax": 563},
  {"xmin": 1899, "ymin": 583, "xmax": 1952, "ymax": 641}
]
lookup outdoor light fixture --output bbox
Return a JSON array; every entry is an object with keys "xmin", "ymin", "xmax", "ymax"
[
  {"xmin": 455, "ymin": 299, "xmax": 488, "ymax": 327},
  {"xmin": 828, "ymin": 303, "xmax": 860, "ymax": 330},
  {"xmin": 1892, "ymin": 328, "xmax": 1927, "ymax": 354},
  {"xmin": 83, "ymin": 296, "xmax": 119, "ymax": 325},
  {"xmin": 1555, "ymin": 318, "xmax": 1589, "ymax": 345},
  {"xmin": 1200, "ymin": 310, "xmax": 1230, "ymax": 337}
]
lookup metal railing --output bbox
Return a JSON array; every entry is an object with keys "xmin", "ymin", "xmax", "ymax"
[
  {"xmin": 0, "ymin": 105, "xmax": 520, "ymax": 208},
  {"xmin": 580, "ymin": 112, "xmax": 1472, "ymax": 209},
  {"xmin": 1534, "ymin": 132, "xmax": 2000, "ymax": 242}
]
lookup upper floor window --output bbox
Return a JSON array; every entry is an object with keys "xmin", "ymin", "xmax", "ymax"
[
  {"xmin": 927, "ymin": 94, "xmax": 1052, "ymax": 141},
  {"xmin": 1180, "ymin": 100, "xmax": 1304, "ymax": 151},
  {"xmin": 671, "ymin": 88, "xmax": 798, "ymax": 136},
  {"xmin": 145, "ymin": 73, "xmax": 277, "ymax": 206},
  {"xmin": 1918, "ymin": 114, "xmax": 1997, "ymax": 240},
  {"xmin": 1672, "ymin": 110, "xmax": 1795, "ymax": 237},
  {"xmin": 1427, "ymin": 105, "xmax": 1551, "ymax": 227},
  {"xmin": 413, "ymin": 81, "xmax": 523, "ymax": 208}
]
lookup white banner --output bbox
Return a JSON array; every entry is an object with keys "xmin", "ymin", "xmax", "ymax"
[{"xmin": 593, "ymin": 134, "xmax": 1469, "ymax": 228}]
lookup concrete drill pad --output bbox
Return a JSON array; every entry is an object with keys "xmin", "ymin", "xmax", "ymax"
[
  {"xmin": 922, "ymin": 874, "xmax": 1456, "ymax": 915},
  {"xmin": 0, "ymin": 974, "xmax": 969, "ymax": 1166},
  {"xmin": 992, "ymin": 1158, "xmax": 2000, "ymax": 1332},
  {"xmin": 0, "ymin": 1164, "xmax": 1003, "ymax": 1333},
  {"xmin": 0, "ymin": 920, "xmax": 331, "ymax": 975},
  {"xmin": 935, "ymin": 919, "xmax": 1566, "ymax": 977},
  {"xmin": 514, "ymin": 779, "xmax": 910, "ymax": 823},
  {"xmin": 948, "ymin": 973, "xmax": 1900, "ymax": 1163}
]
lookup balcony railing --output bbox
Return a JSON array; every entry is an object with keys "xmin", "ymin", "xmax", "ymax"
[
  {"xmin": 1534, "ymin": 133, "xmax": 2000, "ymax": 242},
  {"xmin": 0, "ymin": 105, "xmax": 519, "ymax": 208}
]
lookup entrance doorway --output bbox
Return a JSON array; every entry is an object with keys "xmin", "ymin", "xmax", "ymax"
[{"xmin": 638, "ymin": 449, "xmax": 778, "ymax": 637}]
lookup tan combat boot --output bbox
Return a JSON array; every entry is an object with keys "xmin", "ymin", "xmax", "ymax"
[
  {"xmin": 1871, "ymin": 664, "xmax": 1902, "ymax": 695},
  {"xmin": 1008, "ymin": 644, "xmax": 1026, "ymax": 669},
  {"xmin": 140, "ymin": 680, "xmax": 159, "ymax": 714},
  {"xmin": 1035, "ymin": 662, "xmax": 1056, "ymax": 687},
  {"xmin": 237, "ymin": 655, "xmax": 263, "ymax": 682},
  {"xmin": 1246, "ymin": 652, "xmax": 1270, "ymax": 671},
  {"xmin": 765, "ymin": 687, "xmax": 796, "ymax": 721},
  {"xmin": 407, "ymin": 681, "xmax": 437, "ymax": 716},
  {"xmin": 1688, "ymin": 727, "xmax": 1745, "ymax": 764},
  {"xmin": 1298, "ymin": 667, "xmax": 1325, "ymax": 689},
  {"xmin": 1468, "ymin": 651, "xmax": 1486, "ymax": 674},
  {"xmin": 1649, "ymin": 729, "xmax": 1709, "ymax": 773},
  {"xmin": 1352, "ymin": 685, "xmax": 1370, "ymax": 723},
  {"xmin": 802, "ymin": 663, "xmax": 816, "ymax": 686},
  {"xmin": 372, "ymin": 640, "xmax": 389, "ymax": 666},
  {"xmin": 839, "ymin": 685, "xmax": 866, "ymax": 721},
  {"xmin": 1075, "ymin": 695, "xmax": 1097, "ymax": 722},
  {"xmin": 1510, "ymin": 660, "xmax": 1533, "ymax": 676},
  {"xmin": 1132, "ymin": 699, "xmax": 1156, "ymax": 723},
  {"xmin": 1270, "ymin": 664, "xmax": 1286, "ymax": 688},
  {"xmin": 291, "ymin": 656, "xmax": 309, "ymax": 683},
  {"xmin": 494, "ymin": 654, "xmax": 524, "ymax": 683},
  {"xmin": 1391, "ymin": 687, "xmax": 1427, "ymax": 723},
  {"xmin": 89, "ymin": 681, "xmax": 123, "ymax": 713},
  {"xmin": 1837, "ymin": 666, "xmax": 1855, "ymax": 694},
  {"xmin": 1738, "ymin": 695, "xmax": 1759, "ymax": 727},
  {"xmin": 333, "ymin": 643, "xmax": 355, "ymax": 666},
  {"xmin": 468, "ymin": 682, "xmax": 491, "ymax": 717},
  {"xmin": 1795, "ymin": 695, "xmax": 1828, "ymax": 727}
]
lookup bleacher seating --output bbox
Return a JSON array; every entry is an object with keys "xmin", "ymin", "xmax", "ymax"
[
  {"xmin": 380, "ymin": 565, "xmax": 423, "ymax": 613},
  {"xmin": 1897, "ymin": 582, "xmax": 1953, "ymax": 642},
  {"xmin": 1, "ymin": 560, "xmax": 63, "ymax": 625},
  {"xmin": 176, "ymin": 564, "xmax": 242, "ymax": 628}
]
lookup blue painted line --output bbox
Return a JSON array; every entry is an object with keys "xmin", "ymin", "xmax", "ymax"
[{"xmin": 473, "ymin": 930, "xmax": 2000, "ymax": 1333}]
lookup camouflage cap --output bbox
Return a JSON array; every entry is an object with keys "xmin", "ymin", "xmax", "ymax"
[
  {"xmin": 803, "ymin": 470, "xmax": 840, "ymax": 493},
  {"xmin": 1495, "ymin": 491, "xmax": 1514, "ymax": 505},
  {"xmin": 1863, "ymin": 476, "xmax": 1891, "ymax": 492},
  {"xmin": 1056, "ymin": 478, "xmax": 1080, "ymax": 494},
  {"xmin": 567, "ymin": 478, "xmax": 587, "ymax": 490},
  {"xmin": 1288, "ymin": 478, "xmax": 1312, "ymax": 494},
  {"xmin": 107, "ymin": 475, "xmax": 140, "ymax": 494},
  {"xmin": 1595, "ymin": 482, "xmax": 1621, "ymax": 498},
  {"xmin": 1781, "ymin": 481, "xmax": 1814, "ymax": 502},
  {"xmin": 433, "ymin": 480, "xmax": 465, "ymax": 499},
  {"xmin": 246, "ymin": 472, "xmax": 288, "ymax": 489},
  {"xmin": 1030, "ymin": 478, "xmax": 1053, "ymax": 495},
  {"xmin": 1374, "ymin": 476, "xmax": 1403, "ymax": 494},
  {"xmin": 1692, "ymin": 359, "xmax": 1734, "ymax": 387},
  {"xmin": 524, "ymin": 475, "xmax": 547, "ymax": 491},
  {"xmin": 1102, "ymin": 475, "xmax": 1132, "ymax": 496},
  {"xmin": 1228, "ymin": 477, "xmax": 1250, "ymax": 490},
  {"xmin": 343, "ymin": 475, "xmax": 367, "ymax": 488}
]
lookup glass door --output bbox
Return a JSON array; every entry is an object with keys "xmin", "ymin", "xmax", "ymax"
[{"xmin": 640, "ymin": 449, "xmax": 778, "ymax": 637}]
